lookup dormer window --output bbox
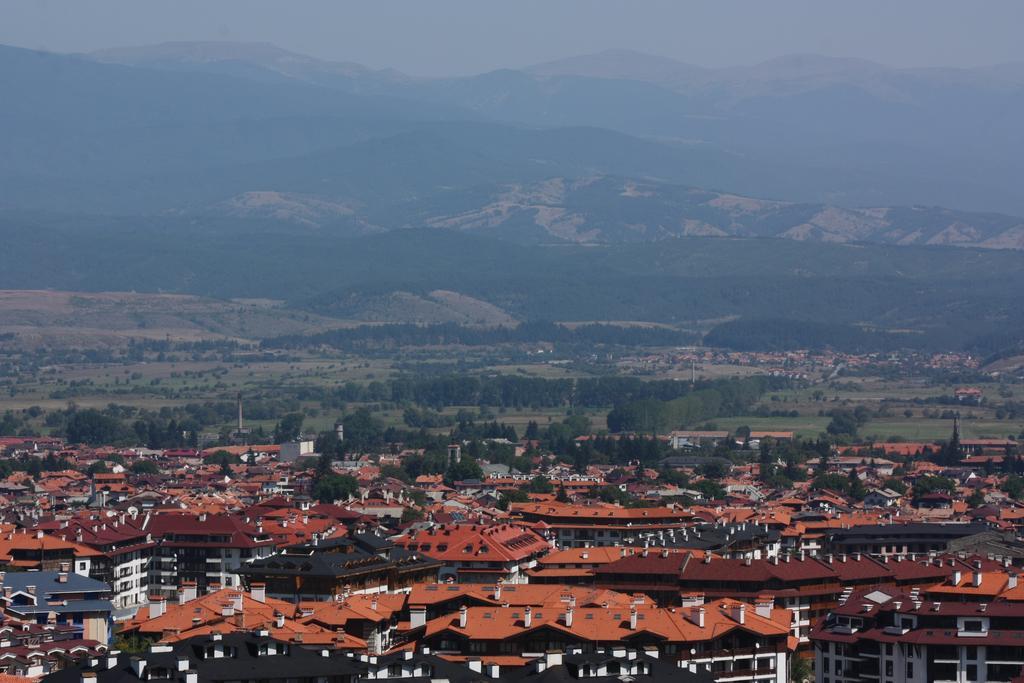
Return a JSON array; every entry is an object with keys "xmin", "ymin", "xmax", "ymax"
[{"xmin": 959, "ymin": 618, "xmax": 987, "ymax": 635}]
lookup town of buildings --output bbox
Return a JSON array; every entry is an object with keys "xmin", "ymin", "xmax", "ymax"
[{"xmin": 0, "ymin": 423, "xmax": 1020, "ymax": 683}]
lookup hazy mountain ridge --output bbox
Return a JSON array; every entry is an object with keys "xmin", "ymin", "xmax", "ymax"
[
  {"xmin": 75, "ymin": 41, "xmax": 1024, "ymax": 215},
  {"xmin": 202, "ymin": 176, "xmax": 1024, "ymax": 249},
  {"xmin": 89, "ymin": 41, "xmax": 410, "ymax": 91},
  {"xmin": 4, "ymin": 41, "xmax": 1024, "ymax": 247}
]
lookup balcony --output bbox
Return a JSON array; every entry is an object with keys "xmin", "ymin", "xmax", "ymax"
[{"xmin": 715, "ymin": 667, "xmax": 776, "ymax": 681}]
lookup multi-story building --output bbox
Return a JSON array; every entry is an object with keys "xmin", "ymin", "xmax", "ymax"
[
  {"xmin": 0, "ymin": 570, "xmax": 114, "ymax": 643},
  {"xmin": 42, "ymin": 632, "xmax": 365, "ymax": 683},
  {"xmin": 512, "ymin": 503, "xmax": 694, "ymax": 549},
  {"xmin": 811, "ymin": 585, "xmax": 1024, "ymax": 683},
  {"xmin": 359, "ymin": 645, "xmax": 717, "ymax": 683},
  {"xmin": 0, "ymin": 530, "xmax": 96, "ymax": 575},
  {"xmin": 144, "ymin": 513, "xmax": 276, "ymax": 596},
  {"xmin": 239, "ymin": 537, "xmax": 441, "ymax": 600},
  {"xmin": 419, "ymin": 595, "xmax": 796, "ymax": 683},
  {"xmin": 120, "ymin": 583, "xmax": 367, "ymax": 650},
  {"xmin": 595, "ymin": 551, "xmax": 960, "ymax": 647},
  {"xmin": 0, "ymin": 619, "xmax": 107, "ymax": 679},
  {"xmin": 42, "ymin": 514, "xmax": 156, "ymax": 615},
  {"xmin": 824, "ymin": 523, "xmax": 992, "ymax": 559},
  {"xmin": 393, "ymin": 523, "xmax": 550, "ymax": 584}
]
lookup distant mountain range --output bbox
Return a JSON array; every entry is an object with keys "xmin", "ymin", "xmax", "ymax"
[
  {"xmin": 206, "ymin": 177, "xmax": 1024, "ymax": 250},
  {"xmin": 78, "ymin": 42, "xmax": 1024, "ymax": 214},
  {"xmin": 2, "ymin": 41, "xmax": 1024, "ymax": 351},
  {"xmin": 3, "ymin": 40, "xmax": 1024, "ymax": 251},
  {"xmin": 89, "ymin": 41, "xmax": 410, "ymax": 91}
]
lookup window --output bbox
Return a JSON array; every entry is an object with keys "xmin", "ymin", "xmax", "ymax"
[
  {"xmin": 966, "ymin": 664, "xmax": 977, "ymax": 682},
  {"xmin": 906, "ymin": 662, "xmax": 913, "ymax": 678},
  {"xmin": 961, "ymin": 620, "xmax": 984, "ymax": 633},
  {"xmin": 885, "ymin": 661, "xmax": 893, "ymax": 677}
]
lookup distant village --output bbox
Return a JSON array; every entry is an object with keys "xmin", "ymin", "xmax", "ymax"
[{"xmin": 0, "ymin": 410, "xmax": 1021, "ymax": 683}]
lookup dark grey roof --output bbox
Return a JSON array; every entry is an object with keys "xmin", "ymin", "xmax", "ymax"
[
  {"xmin": 240, "ymin": 548, "xmax": 439, "ymax": 580},
  {"xmin": 1, "ymin": 571, "xmax": 110, "ymax": 595},
  {"xmin": 8, "ymin": 599, "xmax": 114, "ymax": 616},
  {"xmin": 827, "ymin": 522, "xmax": 991, "ymax": 542}
]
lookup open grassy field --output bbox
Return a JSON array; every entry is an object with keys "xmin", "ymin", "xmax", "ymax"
[
  {"xmin": 712, "ymin": 416, "xmax": 831, "ymax": 440},
  {"xmin": 862, "ymin": 418, "xmax": 1023, "ymax": 441},
  {"xmin": 0, "ymin": 289, "xmax": 363, "ymax": 347}
]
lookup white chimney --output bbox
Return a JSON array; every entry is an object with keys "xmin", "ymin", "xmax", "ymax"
[
  {"xmin": 755, "ymin": 596, "xmax": 774, "ymax": 619},
  {"xmin": 629, "ymin": 606, "xmax": 638, "ymax": 630},
  {"xmin": 179, "ymin": 582, "xmax": 197, "ymax": 604},
  {"xmin": 952, "ymin": 570, "xmax": 962, "ymax": 585},
  {"xmin": 410, "ymin": 605, "xmax": 427, "ymax": 629},
  {"xmin": 251, "ymin": 583, "xmax": 266, "ymax": 603},
  {"xmin": 177, "ymin": 657, "xmax": 189, "ymax": 672},
  {"xmin": 1009, "ymin": 574, "xmax": 1018, "ymax": 590},
  {"xmin": 459, "ymin": 605, "xmax": 468, "ymax": 629},
  {"xmin": 148, "ymin": 596, "xmax": 166, "ymax": 620},
  {"xmin": 524, "ymin": 606, "xmax": 532, "ymax": 628},
  {"xmin": 565, "ymin": 607, "xmax": 574, "ymax": 628},
  {"xmin": 733, "ymin": 604, "xmax": 746, "ymax": 624},
  {"xmin": 973, "ymin": 571, "xmax": 983, "ymax": 587},
  {"xmin": 468, "ymin": 659, "xmax": 483, "ymax": 673}
]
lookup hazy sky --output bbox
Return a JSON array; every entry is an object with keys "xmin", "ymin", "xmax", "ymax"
[{"xmin": 3, "ymin": 0, "xmax": 1023, "ymax": 76}]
